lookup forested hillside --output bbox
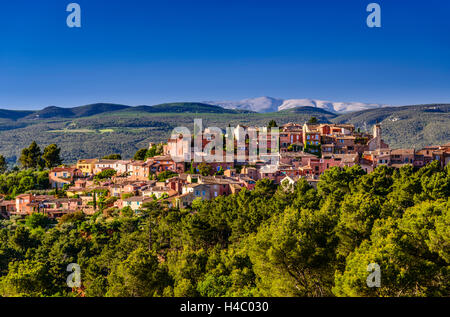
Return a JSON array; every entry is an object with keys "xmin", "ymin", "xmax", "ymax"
[
  {"xmin": 0, "ymin": 103, "xmax": 448, "ymax": 164},
  {"xmin": 0, "ymin": 162, "xmax": 448, "ymax": 297},
  {"xmin": 0, "ymin": 108, "xmax": 336, "ymax": 164},
  {"xmin": 332, "ymin": 104, "xmax": 450, "ymax": 149}
]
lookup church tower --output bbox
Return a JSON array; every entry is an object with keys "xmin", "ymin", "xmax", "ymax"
[
  {"xmin": 373, "ymin": 123, "xmax": 381, "ymax": 139},
  {"xmin": 373, "ymin": 123, "xmax": 381, "ymax": 149}
]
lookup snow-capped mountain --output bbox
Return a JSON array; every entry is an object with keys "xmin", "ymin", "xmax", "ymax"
[
  {"xmin": 206, "ymin": 97, "xmax": 390, "ymax": 113},
  {"xmin": 205, "ymin": 97, "xmax": 283, "ymax": 113}
]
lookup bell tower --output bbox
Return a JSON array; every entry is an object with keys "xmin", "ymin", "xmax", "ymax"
[
  {"xmin": 373, "ymin": 123, "xmax": 381, "ymax": 149},
  {"xmin": 373, "ymin": 123, "xmax": 381, "ymax": 139}
]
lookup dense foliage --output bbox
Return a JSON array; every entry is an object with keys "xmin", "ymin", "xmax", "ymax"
[
  {"xmin": 0, "ymin": 170, "xmax": 49, "ymax": 199},
  {"xmin": 18, "ymin": 142, "xmax": 62, "ymax": 170},
  {"xmin": 94, "ymin": 169, "xmax": 117, "ymax": 180},
  {"xmin": 0, "ymin": 156, "xmax": 7, "ymax": 174},
  {"xmin": 133, "ymin": 143, "xmax": 164, "ymax": 161},
  {"xmin": 3, "ymin": 104, "xmax": 447, "ymax": 165},
  {"xmin": 334, "ymin": 104, "xmax": 450, "ymax": 149},
  {"xmin": 102, "ymin": 154, "xmax": 122, "ymax": 160},
  {"xmin": 156, "ymin": 171, "xmax": 178, "ymax": 182},
  {"xmin": 0, "ymin": 162, "xmax": 448, "ymax": 297}
]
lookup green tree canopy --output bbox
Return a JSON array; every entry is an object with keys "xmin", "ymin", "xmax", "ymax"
[
  {"xmin": 147, "ymin": 144, "xmax": 164, "ymax": 159},
  {"xmin": 308, "ymin": 117, "xmax": 318, "ymax": 124},
  {"xmin": 19, "ymin": 141, "xmax": 43, "ymax": 170},
  {"xmin": 134, "ymin": 148, "xmax": 148, "ymax": 161},
  {"xmin": 102, "ymin": 154, "xmax": 122, "ymax": 160},
  {"xmin": 0, "ymin": 155, "xmax": 7, "ymax": 174},
  {"xmin": 25, "ymin": 213, "xmax": 52, "ymax": 230},
  {"xmin": 334, "ymin": 199, "xmax": 449, "ymax": 297},
  {"xmin": 106, "ymin": 247, "xmax": 171, "ymax": 297},
  {"xmin": 94, "ymin": 169, "xmax": 117, "ymax": 180},
  {"xmin": 0, "ymin": 162, "xmax": 448, "ymax": 298},
  {"xmin": 157, "ymin": 171, "xmax": 178, "ymax": 182},
  {"xmin": 197, "ymin": 163, "xmax": 213, "ymax": 176},
  {"xmin": 268, "ymin": 120, "xmax": 278, "ymax": 128},
  {"xmin": 42, "ymin": 144, "xmax": 63, "ymax": 169}
]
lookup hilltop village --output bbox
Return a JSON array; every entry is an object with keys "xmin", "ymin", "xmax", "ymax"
[{"xmin": 1, "ymin": 122, "xmax": 449, "ymax": 218}]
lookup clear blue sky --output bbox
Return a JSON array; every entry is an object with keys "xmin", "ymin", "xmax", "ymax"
[{"xmin": 0, "ymin": 0, "xmax": 449, "ymax": 110}]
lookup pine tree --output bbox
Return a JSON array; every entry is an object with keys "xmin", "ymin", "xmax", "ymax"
[
  {"xmin": 42, "ymin": 144, "xmax": 62, "ymax": 169},
  {"xmin": 268, "ymin": 120, "xmax": 278, "ymax": 128},
  {"xmin": 0, "ymin": 155, "xmax": 7, "ymax": 174},
  {"xmin": 93, "ymin": 191, "xmax": 97, "ymax": 210},
  {"xmin": 19, "ymin": 141, "xmax": 43, "ymax": 169}
]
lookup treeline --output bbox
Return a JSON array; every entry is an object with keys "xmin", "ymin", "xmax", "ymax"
[
  {"xmin": 0, "ymin": 162, "xmax": 448, "ymax": 297},
  {"xmin": 133, "ymin": 143, "xmax": 164, "ymax": 161},
  {"xmin": 0, "ymin": 170, "xmax": 50, "ymax": 199},
  {"xmin": 0, "ymin": 141, "xmax": 62, "ymax": 171},
  {"xmin": 0, "ymin": 141, "xmax": 60, "ymax": 199}
]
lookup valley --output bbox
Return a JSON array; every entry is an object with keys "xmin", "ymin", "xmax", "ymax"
[{"xmin": 0, "ymin": 102, "xmax": 448, "ymax": 165}]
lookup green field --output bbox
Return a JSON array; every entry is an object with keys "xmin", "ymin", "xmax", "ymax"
[{"xmin": 47, "ymin": 128, "xmax": 115, "ymax": 134}]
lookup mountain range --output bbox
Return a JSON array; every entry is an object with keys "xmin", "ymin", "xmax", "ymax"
[
  {"xmin": 0, "ymin": 101, "xmax": 448, "ymax": 164},
  {"xmin": 0, "ymin": 97, "xmax": 391, "ymax": 118},
  {"xmin": 206, "ymin": 96, "xmax": 390, "ymax": 113},
  {"xmin": 0, "ymin": 102, "xmax": 250, "ymax": 121}
]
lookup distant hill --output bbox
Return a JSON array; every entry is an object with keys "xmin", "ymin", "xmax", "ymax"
[
  {"xmin": 333, "ymin": 104, "xmax": 450, "ymax": 149},
  {"xmin": 122, "ymin": 102, "xmax": 252, "ymax": 114},
  {"xmin": 278, "ymin": 106, "xmax": 337, "ymax": 116},
  {"xmin": 0, "ymin": 102, "xmax": 448, "ymax": 164},
  {"xmin": 0, "ymin": 109, "xmax": 35, "ymax": 120},
  {"xmin": 24, "ymin": 103, "xmax": 130, "ymax": 119},
  {"xmin": 207, "ymin": 96, "xmax": 390, "ymax": 113},
  {"xmin": 333, "ymin": 104, "xmax": 450, "ymax": 125},
  {"xmin": 206, "ymin": 97, "xmax": 284, "ymax": 113},
  {"xmin": 277, "ymin": 106, "xmax": 337, "ymax": 123},
  {"xmin": 1, "ymin": 102, "xmax": 252, "ymax": 121},
  {"xmin": 278, "ymin": 98, "xmax": 389, "ymax": 113}
]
